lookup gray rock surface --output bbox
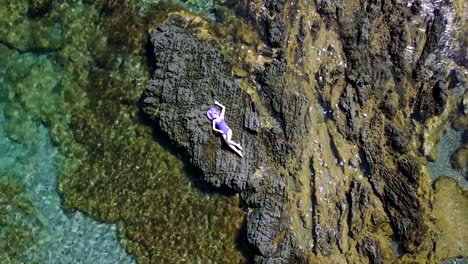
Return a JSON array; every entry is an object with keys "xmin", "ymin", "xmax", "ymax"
[
  {"xmin": 327, "ymin": 0, "xmax": 451, "ymax": 252},
  {"xmin": 141, "ymin": 0, "xmax": 462, "ymax": 261},
  {"xmin": 142, "ymin": 15, "xmax": 309, "ymax": 262}
]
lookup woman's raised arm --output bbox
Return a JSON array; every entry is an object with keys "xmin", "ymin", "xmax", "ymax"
[{"xmin": 214, "ymin": 100, "xmax": 226, "ymax": 117}]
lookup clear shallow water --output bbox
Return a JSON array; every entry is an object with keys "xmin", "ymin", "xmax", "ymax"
[
  {"xmin": 0, "ymin": 52, "xmax": 134, "ymax": 262},
  {"xmin": 442, "ymin": 258, "xmax": 468, "ymax": 264},
  {"xmin": 0, "ymin": 1, "xmax": 246, "ymax": 263},
  {"xmin": 428, "ymin": 124, "xmax": 467, "ymax": 189}
]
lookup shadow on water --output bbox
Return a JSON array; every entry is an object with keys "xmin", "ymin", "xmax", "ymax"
[
  {"xmin": 390, "ymin": 233, "xmax": 409, "ymax": 256},
  {"xmin": 236, "ymin": 218, "xmax": 256, "ymax": 263},
  {"xmin": 144, "ymin": 37, "xmax": 157, "ymax": 77}
]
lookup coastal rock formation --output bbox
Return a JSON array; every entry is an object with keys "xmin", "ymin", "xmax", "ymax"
[
  {"xmin": 143, "ymin": 16, "xmax": 310, "ymax": 262},
  {"xmin": 142, "ymin": 0, "xmax": 467, "ymax": 262}
]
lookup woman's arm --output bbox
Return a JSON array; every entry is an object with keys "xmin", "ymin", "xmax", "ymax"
[
  {"xmin": 212, "ymin": 120, "xmax": 223, "ymax": 134},
  {"xmin": 214, "ymin": 100, "xmax": 226, "ymax": 118}
]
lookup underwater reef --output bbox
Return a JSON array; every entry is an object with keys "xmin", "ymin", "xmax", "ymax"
[
  {"xmin": 1, "ymin": 0, "xmax": 247, "ymax": 263},
  {"xmin": 142, "ymin": 0, "xmax": 468, "ymax": 263}
]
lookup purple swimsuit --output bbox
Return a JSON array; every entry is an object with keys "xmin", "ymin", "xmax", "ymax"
[{"xmin": 216, "ymin": 118, "xmax": 230, "ymax": 134}]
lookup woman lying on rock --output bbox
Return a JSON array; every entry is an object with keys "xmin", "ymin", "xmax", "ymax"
[{"xmin": 207, "ymin": 100, "xmax": 243, "ymax": 157}]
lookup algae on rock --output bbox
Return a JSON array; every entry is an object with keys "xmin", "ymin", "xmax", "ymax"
[
  {"xmin": 141, "ymin": 0, "xmax": 468, "ymax": 262},
  {"xmin": 0, "ymin": 174, "xmax": 40, "ymax": 263},
  {"xmin": 431, "ymin": 177, "xmax": 468, "ymax": 261},
  {"xmin": 1, "ymin": 0, "xmax": 247, "ymax": 263}
]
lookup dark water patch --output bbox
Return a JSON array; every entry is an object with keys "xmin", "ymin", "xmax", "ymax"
[
  {"xmin": 441, "ymin": 258, "xmax": 468, "ymax": 264},
  {"xmin": 235, "ymin": 216, "xmax": 256, "ymax": 263},
  {"xmin": 144, "ymin": 37, "xmax": 157, "ymax": 76},
  {"xmin": 389, "ymin": 233, "xmax": 409, "ymax": 256}
]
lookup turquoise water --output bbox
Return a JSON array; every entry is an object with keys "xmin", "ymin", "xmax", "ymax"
[
  {"xmin": 0, "ymin": 1, "xmax": 247, "ymax": 262},
  {"xmin": 442, "ymin": 258, "xmax": 468, "ymax": 264},
  {"xmin": 0, "ymin": 51, "xmax": 134, "ymax": 262},
  {"xmin": 428, "ymin": 124, "xmax": 467, "ymax": 189},
  {"xmin": 138, "ymin": 0, "xmax": 216, "ymax": 19}
]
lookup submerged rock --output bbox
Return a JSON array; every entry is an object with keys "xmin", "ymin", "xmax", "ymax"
[
  {"xmin": 28, "ymin": 0, "xmax": 53, "ymax": 17},
  {"xmin": 431, "ymin": 177, "xmax": 468, "ymax": 260}
]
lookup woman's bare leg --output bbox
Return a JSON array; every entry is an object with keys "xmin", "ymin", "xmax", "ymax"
[
  {"xmin": 224, "ymin": 130, "xmax": 243, "ymax": 157},
  {"xmin": 226, "ymin": 130, "xmax": 242, "ymax": 150},
  {"xmin": 229, "ymin": 143, "xmax": 243, "ymax": 157}
]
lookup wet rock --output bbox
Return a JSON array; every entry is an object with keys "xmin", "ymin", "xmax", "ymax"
[
  {"xmin": 257, "ymin": 54, "xmax": 311, "ymax": 165},
  {"xmin": 433, "ymin": 81, "xmax": 448, "ymax": 115},
  {"xmin": 247, "ymin": 207, "xmax": 282, "ymax": 256},
  {"xmin": 254, "ymin": 233, "xmax": 308, "ymax": 264},
  {"xmin": 317, "ymin": 228, "xmax": 337, "ymax": 255},
  {"xmin": 240, "ymin": 167, "xmax": 293, "ymax": 260},
  {"xmin": 255, "ymin": 0, "xmax": 460, "ymax": 261},
  {"xmin": 315, "ymin": 65, "xmax": 327, "ymax": 92},
  {"xmin": 268, "ymin": 14, "xmax": 286, "ymax": 47},
  {"xmin": 450, "ymin": 145, "xmax": 468, "ymax": 171},
  {"xmin": 337, "ymin": 1, "xmax": 397, "ymax": 104},
  {"xmin": 142, "ymin": 0, "xmax": 458, "ymax": 261},
  {"xmin": 380, "ymin": 93, "xmax": 397, "ymax": 120},
  {"xmin": 295, "ymin": 16, "xmax": 307, "ymax": 65},
  {"xmin": 410, "ymin": 0, "xmax": 421, "ymax": 15},
  {"xmin": 359, "ymin": 17, "xmax": 370, "ymax": 44},
  {"xmin": 379, "ymin": 167, "xmax": 425, "ymax": 250},
  {"xmin": 358, "ymin": 118, "xmax": 426, "ymax": 252},
  {"xmin": 385, "ymin": 125, "xmax": 409, "ymax": 153},
  {"xmin": 317, "ymin": 0, "xmax": 343, "ymax": 28}
]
